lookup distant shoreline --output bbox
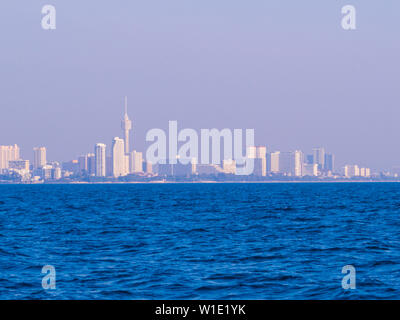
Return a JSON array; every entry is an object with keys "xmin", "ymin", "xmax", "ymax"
[{"xmin": 1, "ymin": 180, "xmax": 399, "ymax": 185}]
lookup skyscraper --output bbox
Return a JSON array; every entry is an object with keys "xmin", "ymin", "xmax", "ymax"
[
  {"xmin": 294, "ymin": 150, "xmax": 304, "ymax": 177},
  {"xmin": 87, "ymin": 153, "xmax": 96, "ymax": 175},
  {"xmin": 33, "ymin": 147, "xmax": 46, "ymax": 169},
  {"xmin": 130, "ymin": 150, "xmax": 143, "ymax": 173},
  {"xmin": 95, "ymin": 143, "xmax": 106, "ymax": 177},
  {"xmin": 53, "ymin": 167, "xmax": 62, "ymax": 180},
  {"xmin": 121, "ymin": 96, "xmax": 132, "ymax": 155},
  {"xmin": 270, "ymin": 152, "xmax": 280, "ymax": 173},
  {"xmin": 324, "ymin": 153, "xmax": 335, "ymax": 172},
  {"xmin": 112, "ymin": 137, "xmax": 127, "ymax": 177},
  {"xmin": 312, "ymin": 147, "xmax": 325, "ymax": 170},
  {"xmin": 78, "ymin": 155, "xmax": 88, "ymax": 173},
  {"xmin": 144, "ymin": 161, "xmax": 153, "ymax": 174},
  {"xmin": 0, "ymin": 145, "xmax": 20, "ymax": 171}
]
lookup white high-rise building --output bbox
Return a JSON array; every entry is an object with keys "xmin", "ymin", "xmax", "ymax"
[
  {"xmin": 270, "ymin": 152, "xmax": 280, "ymax": 173},
  {"xmin": 53, "ymin": 167, "xmax": 62, "ymax": 180},
  {"xmin": 145, "ymin": 162, "xmax": 153, "ymax": 174},
  {"xmin": 33, "ymin": 147, "xmax": 46, "ymax": 169},
  {"xmin": 95, "ymin": 143, "xmax": 106, "ymax": 177},
  {"xmin": 294, "ymin": 150, "xmax": 304, "ymax": 177},
  {"xmin": 125, "ymin": 155, "xmax": 130, "ymax": 175},
  {"xmin": 0, "ymin": 145, "xmax": 20, "ymax": 171},
  {"xmin": 130, "ymin": 150, "xmax": 143, "ymax": 173},
  {"xmin": 112, "ymin": 137, "xmax": 127, "ymax": 177},
  {"xmin": 121, "ymin": 96, "xmax": 132, "ymax": 155}
]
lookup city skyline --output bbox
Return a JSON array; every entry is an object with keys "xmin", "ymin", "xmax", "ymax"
[
  {"xmin": 0, "ymin": 98, "xmax": 391, "ymax": 177},
  {"xmin": 2, "ymin": 93, "xmax": 397, "ymax": 172},
  {"xmin": 0, "ymin": 100, "xmax": 384, "ymax": 182},
  {"xmin": 0, "ymin": 101, "xmax": 392, "ymax": 174}
]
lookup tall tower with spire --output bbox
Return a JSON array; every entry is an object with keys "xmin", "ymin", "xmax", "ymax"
[{"xmin": 121, "ymin": 96, "xmax": 132, "ymax": 154}]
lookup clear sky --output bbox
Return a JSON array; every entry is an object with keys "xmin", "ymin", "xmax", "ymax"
[{"xmin": 0, "ymin": 1, "xmax": 399, "ymax": 171}]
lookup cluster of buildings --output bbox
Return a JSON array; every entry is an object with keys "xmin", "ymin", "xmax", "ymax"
[
  {"xmin": 344, "ymin": 165, "xmax": 371, "ymax": 178},
  {"xmin": 268, "ymin": 148, "xmax": 334, "ymax": 177},
  {"xmin": 0, "ymin": 100, "xmax": 378, "ymax": 182},
  {"xmin": 76, "ymin": 98, "xmax": 150, "ymax": 179},
  {"xmin": 0, "ymin": 145, "xmax": 62, "ymax": 182}
]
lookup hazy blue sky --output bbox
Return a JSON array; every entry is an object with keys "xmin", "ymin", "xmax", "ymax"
[{"xmin": 0, "ymin": 1, "xmax": 399, "ymax": 170}]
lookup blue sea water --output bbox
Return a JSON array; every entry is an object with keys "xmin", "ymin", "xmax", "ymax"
[{"xmin": 0, "ymin": 183, "xmax": 400, "ymax": 300}]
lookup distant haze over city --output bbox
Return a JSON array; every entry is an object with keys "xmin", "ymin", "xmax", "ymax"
[{"xmin": 1, "ymin": 1, "xmax": 399, "ymax": 171}]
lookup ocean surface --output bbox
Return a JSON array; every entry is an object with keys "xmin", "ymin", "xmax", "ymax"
[{"xmin": 0, "ymin": 183, "xmax": 400, "ymax": 300}]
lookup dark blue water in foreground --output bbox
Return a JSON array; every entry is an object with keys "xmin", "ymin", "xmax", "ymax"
[{"xmin": 0, "ymin": 183, "xmax": 400, "ymax": 300}]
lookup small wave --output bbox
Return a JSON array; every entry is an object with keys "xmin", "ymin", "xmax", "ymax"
[
  {"xmin": 187, "ymin": 228, "xmax": 208, "ymax": 233},
  {"xmin": 373, "ymin": 260, "xmax": 397, "ymax": 266},
  {"xmin": 238, "ymin": 255, "xmax": 280, "ymax": 262}
]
